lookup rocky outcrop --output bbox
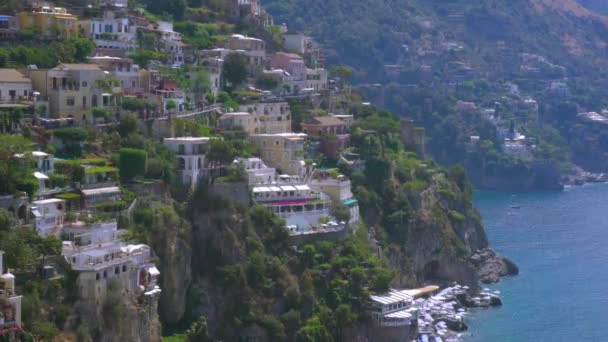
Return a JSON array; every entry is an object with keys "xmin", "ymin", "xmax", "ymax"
[
  {"xmin": 386, "ymin": 172, "xmax": 518, "ymax": 291},
  {"xmin": 471, "ymin": 248, "xmax": 519, "ymax": 284},
  {"xmin": 386, "ymin": 173, "xmax": 491, "ymax": 290},
  {"xmin": 151, "ymin": 217, "xmax": 192, "ymax": 324}
]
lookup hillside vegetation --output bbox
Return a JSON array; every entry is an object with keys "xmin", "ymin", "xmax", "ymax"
[{"xmin": 265, "ymin": 0, "xmax": 608, "ymax": 188}]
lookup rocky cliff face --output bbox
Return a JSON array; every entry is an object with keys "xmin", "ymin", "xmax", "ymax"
[
  {"xmin": 385, "ymin": 173, "xmax": 513, "ymax": 291},
  {"xmin": 149, "ymin": 206, "xmax": 193, "ymax": 325},
  {"xmin": 65, "ymin": 286, "xmax": 161, "ymax": 342},
  {"xmin": 465, "ymin": 160, "xmax": 563, "ymax": 191}
]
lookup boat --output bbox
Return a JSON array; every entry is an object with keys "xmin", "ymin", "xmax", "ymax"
[{"xmin": 510, "ymin": 205, "xmax": 521, "ymax": 209}]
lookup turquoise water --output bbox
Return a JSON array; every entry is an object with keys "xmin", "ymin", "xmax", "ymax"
[{"xmin": 464, "ymin": 184, "xmax": 608, "ymax": 342}]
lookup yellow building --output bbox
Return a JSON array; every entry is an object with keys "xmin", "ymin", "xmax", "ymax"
[
  {"xmin": 250, "ymin": 133, "xmax": 307, "ymax": 176},
  {"xmin": 29, "ymin": 64, "xmax": 118, "ymax": 123},
  {"xmin": 18, "ymin": 6, "xmax": 78, "ymax": 39}
]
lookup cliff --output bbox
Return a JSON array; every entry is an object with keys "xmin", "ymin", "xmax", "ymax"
[
  {"xmin": 384, "ymin": 172, "xmax": 488, "ymax": 290},
  {"xmin": 148, "ymin": 204, "xmax": 193, "ymax": 325}
]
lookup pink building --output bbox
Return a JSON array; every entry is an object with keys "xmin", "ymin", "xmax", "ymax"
[{"xmin": 270, "ymin": 52, "xmax": 306, "ymax": 92}]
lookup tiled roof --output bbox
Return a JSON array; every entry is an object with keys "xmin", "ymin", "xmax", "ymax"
[
  {"xmin": 53, "ymin": 64, "xmax": 103, "ymax": 71},
  {"xmin": 0, "ymin": 69, "xmax": 31, "ymax": 83},
  {"xmin": 309, "ymin": 116, "xmax": 345, "ymax": 126}
]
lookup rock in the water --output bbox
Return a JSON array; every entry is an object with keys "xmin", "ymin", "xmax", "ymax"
[{"xmin": 471, "ymin": 248, "xmax": 518, "ymax": 284}]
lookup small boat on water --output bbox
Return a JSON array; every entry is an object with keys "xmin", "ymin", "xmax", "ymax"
[{"xmin": 510, "ymin": 205, "xmax": 521, "ymax": 209}]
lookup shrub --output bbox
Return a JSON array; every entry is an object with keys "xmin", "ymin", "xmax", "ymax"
[{"xmin": 119, "ymin": 148, "xmax": 147, "ymax": 181}]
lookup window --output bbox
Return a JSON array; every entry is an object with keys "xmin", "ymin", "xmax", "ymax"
[
  {"xmin": 96, "ymin": 273, "xmax": 100, "ymax": 280},
  {"xmin": 82, "ymin": 96, "xmax": 87, "ymax": 108},
  {"xmin": 103, "ymin": 270, "xmax": 107, "ymax": 278},
  {"xmin": 66, "ymin": 97, "xmax": 75, "ymax": 106},
  {"xmin": 82, "ymin": 81, "xmax": 87, "ymax": 87},
  {"xmin": 24, "ymin": 90, "xmax": 28, "ymax": 97},
  {"xmin": 122, "ymin": 265, "xmax": 127, "ymax": 272},
  {"xmin": 115, "ymin": 267, "xmax": 120, "ymax": 275}
]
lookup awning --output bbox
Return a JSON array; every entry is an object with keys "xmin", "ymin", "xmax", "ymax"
[
  {"xmin": 269, "ymin": 186, "xmax": 282, "ymax": 192},
  {"xmin": 34, "ymin": 171, "xmax": 49, "ymax": 180},
  {"xmin": 280, "ymin": 185, "xmax": 296, "ymax": 191},
  {"xmin": 295, "ymin": 185, "xmax": 310, "ymax": 191},
  {"xmin": 81, "ymin": 186, "xmax": 121, "ymax": 197},
  {"xmin": 148, "ymin": 266, "xmax": 160, "ymax": 276},
  {"xmin": 253, "ymin": 187, "xmax": 272, "ymax": 193},
  {"xmin": 343, "ymin": 199, "xmax": 358, "ymax": 207},
  {"xmin": 31, "ymin": 209, "xmax": 41, "ymax": 218},
  {"xmin": 385, "ymin": 311, "xmax": 412, "ymax": 319}
]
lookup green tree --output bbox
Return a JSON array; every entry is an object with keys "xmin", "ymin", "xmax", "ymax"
[
  {"xmin": 222, "ymin": 53, "xmax": 248, "ymax": 90},
  {"xmin": 186, "ymin": 316, "xmax": 214, "ymax": 342},
  {"xmin": 255, "ymin": 75, "xmax": 279, "ymax": 90},
  {"xmin": 119, "ymin": 148, "xmax": 147, "ymax": 181}
]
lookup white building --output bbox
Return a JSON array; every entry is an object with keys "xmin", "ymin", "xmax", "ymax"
[
  {"xmin": 369, "ymin": 289, "xmax": 419, "ymax": 328},
  {"xmin": 81, "ymin": 186, "xmax": 122, "ymax": 209},
  {"xmin": 62, "ymin": 220, "xmax": 119, "ymax": 246},
  {"xmin": 163, "ymin": 137, "xmax": 211, "ymax": 186},
  {"xmin": 89, "ymin": 11, "xmax": 137, "ymax": 51},
  {"xmin": 87, "ymin": 56, "xmax": 142, "ymax": 94},
  {"xmin": 31, "ymin": 198, "xmax": 65, "ymax": 237},
  {"xmin": 157, "ymin": 21, "xmax": 184, "ymax": 67},
  {"xmin": 60, "ymin": 219, "xmax": 160, "ymax": 301},
  {"xmin": 283, "ymin": 33, "xmax": 313, "ymax": 54},
  {"xmin": 305, "ymin": 68, "xmax": 328, "ymax": 92},
  {"xmin": 310, "ymin": 172, "xmax": 359, "ymax": 224},
  {"xmin": 14, "ymin": 151, "xmax": 54, "ymax": 193},
  {"xmin": 62, "ymin": 240, "xmax": 160, "ymax": 301},
  {"xmin": 0, "ymin": 69, "xmax": 33, "ymax": 104},
  {"xmin": 0, "ymin": 250, "xmax": 22, "ymax": 334},
  {"xmin": 235, "ymin": 157, "xmax": 276, "ymax": 184},
  {"xmin": 252, "ymin": 180, "xmax": 338, "ymax": 234}
]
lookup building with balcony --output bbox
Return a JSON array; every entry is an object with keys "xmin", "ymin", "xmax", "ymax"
[
  {"xmin": 29, "ymin": 64, "xmax": 118, "ymax": 123},
  {"xmin": 152, "ymin": 81, "xmax": 186, "ymax": 113},
  {"xmin": 18, "ymin": 6, "xmax": 78, "ymax": 40},
  {"xmin": 369, "ymin": 289, "xmax": 419, "ymax": 332},
  {"xmin": 283, "ymin": 33, "xmax": 325, "ymax": 68},
  {"xmin": 0, "ymin": 69, "xmax": 33, "ymax": 104},
  {"xmin": 62, "ymin": 220, "xmax": 119, "ymax": 246},
  {"xmin": 240, "ymin": 100, "xmax": 291, "ymax": 134},
  {"xmin": 310, "ymin": 171, "xmax": 359, "ymax": 224},
  {"xmin": 81, "ymin": 186, "xmax": 122, "ymax": 209},
  {"xmin": 88, "ymin": 11, "xmax": 137, "ymax": 51},
  {"xmin": 138, "ymin": 21, "xmax": 184, "ymax": 67},
  {"xmin": 163, "ymin": 137, "xmax": 211, "ymax": 186},
  {"xmin": 0, "ymin": 251, "xmax": 22, "ymax": 338},
  {"xmin": 31, "ymin": 198, "xmax": 65, "ymax": 237},
  {"xmin": 302, "ymin": 116, "xmax": 350, "ymax": 158},
  {"xmin": 235, "ymin": 157, "xmax": 276, "ymax": 184},
  {"xmin": 0, "ymin": 16, "xmax": 19, "ymax": 40},
  {"xmin": 223, "ymin": 34, "xmax": 266, "ymax": 74},
  {"xmin": 305, "ymin": 68, "xmax": 328, "ymax": 92},
  {"xmin": 87, "ymin": 56, "xmax": 142, "ymax": 94},
  {"xmin": 270, "ymin": 52, "xmax": 306, "ymax": 93},
  {"xmin": 13, "ymin": 151, "xmax": 55, "ymax": 193},
  {"xmin": 62, "ymin": 230, "xmax": 160, "ymax": 302},
  {"xmin": 252, "ymin": 180, "xmax": 337, "ymax": 234},
  {"xmin": 250, "ymin": 133, "xmax": 307, "ymax": 177},
  {"xmin": 217, "ymin": 112, "xmax": 255, "ymax": 134}
]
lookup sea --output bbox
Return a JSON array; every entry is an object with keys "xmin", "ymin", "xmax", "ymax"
[{"xmin": 463, "ymin": 183, "xmax": 608, "ymax": 342}]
